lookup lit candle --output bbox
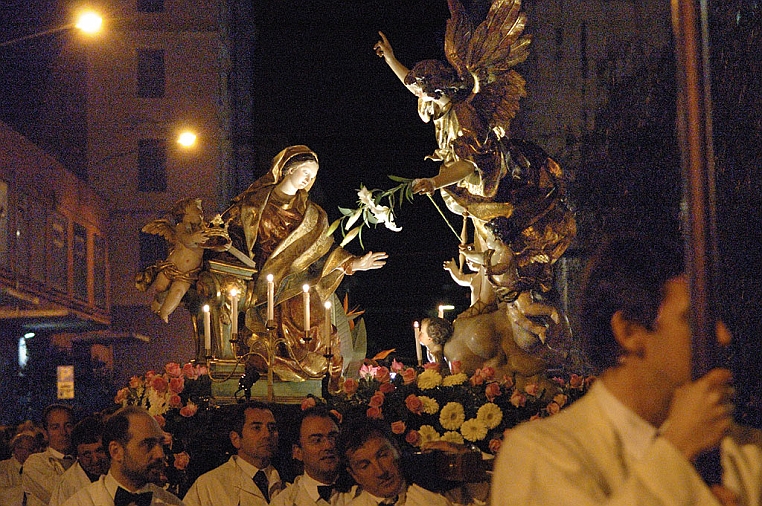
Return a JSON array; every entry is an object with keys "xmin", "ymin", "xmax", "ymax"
[
  {"xmin": 414, "ymin": 321, "xmax": 422, "ymax": 365},
  {"xmin": 266, "ymin": 274, "xmax": 274, "ymax": 322},
  {"xmin": 302, "ymin": 284, "xmax": 310, "ymax": 332},
  {"xmin": 230, "ymin": 288, "xmax": 239, "ymax": 336},
  {"xmin": 324, "ymin": 301, "xmax": 332, "ymax": 355},
  {"xmin": 203, "ymin": 304, "xmax": 211, "ymax": 353}
]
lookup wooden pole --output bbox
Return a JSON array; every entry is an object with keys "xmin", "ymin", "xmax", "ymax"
[{"xmin": 670, "ymin": 0, "xmax": 725, "ymax": 484}]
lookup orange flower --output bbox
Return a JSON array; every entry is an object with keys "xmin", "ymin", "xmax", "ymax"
[
  {"xmin": 485, "ymin": 382, "xmax": 501, "ymax": 402},
  {"xmin": 369, "ymin": 392, "xmax": 385, "ymax": 408},
  {"xmin": 366, "ymin": 406, "xmax": 383, "ymax": 419},
  {"xmin": 342, "ymin": 378, "xmax": 359, "ymax": 395},
  {"xmin": 173, "ymin": 451, "xmax": 190, "ymax": 471},
  {"xmin": 405, "ymin": 394, "xmax": 424, "ymax": 415},
  {"xmin": 405, "ymin": 430, "xmax": 421, "ymax": 447},
  {"xmin": 400, "ymin": 368, "xmax": 416, "ymax": 385},
  {"xmin": 164, "ymin": 362, "xmax": 182, "ymax": 377},
  {"xmin": 151, "ymin": 376, "xmax": 169, "ymax": 394},
  {"xmin": 390, "ymin": 421, "xmax": 406, "ymax": 434}
]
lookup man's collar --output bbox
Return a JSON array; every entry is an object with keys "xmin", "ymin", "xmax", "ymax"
[
  {"xmin": 234, "ymin": 454, "xmax": 267, "ymax": 478},
  {"xmin": 595, "ymin": 380, "xmax": 659, "ymax": 460},
  {"xmin": 300, "ymin": 472, "xmax": 334, "ymax": 502},
  {"xmin": 48, "ymin": 447, "xmax": 66, "ymax": 460},
  {"xmin": 105, "ymin": 470, "xmax": 153, "ymax": 496}
]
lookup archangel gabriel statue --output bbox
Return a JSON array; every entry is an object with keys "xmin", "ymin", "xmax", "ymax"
[{"xmin": 376, "ymin": 0, "xmax": 576, "ymax": 379}]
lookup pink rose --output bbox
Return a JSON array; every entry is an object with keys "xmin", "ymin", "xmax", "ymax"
[
  {"xmin": 546, "ymin": 401, "xmax": 561, "ymax": 415},
  {"xmin": 585, "ymin": 376, "xmax": 597, "ymax": 388},
  {"xmin": 501, "ymin": 375, "xmax": 515, "ymax": 389},
  {"xmin": 330, "ymin": 409, "xmax": 343, "ymax": 424},
  {"xmin": 391, "ymin": 359, "xmax": 405, "ymax": 373},
  {"xmin": 449, "ymin": 361, "xmax": 462, "ymax": 375},
  {"xmin": 401, "ymin": 368, "xmax": 417, "ymax": 385},
  {"xmin": 470, "ymin": 372, "xmax": 485, "ymax": 386},
  {"xmin": 390, "ymin": 421, "xmax": 406, "ymax": 434},
  {"xmin": 169, "ymin": 377, "xmax": 185, "ymax": 394},
  {"xmin": 488, "ymin": 438, "xmax": 502, "ymax": 454},
  {"xmin": 301, "ymin": 397, "xmax": 317, "ymax": 410},
  {"xmin": 552, "ymin": 376, "xmax": 565, "ymax": 386},
  {"xmin": 164, "ymin": 362, "xmax": 182, "ymax": 377},
  {"xmin": 481, "ymin": 367, "xmax": 495, "ymax": 380},
  {"xmin": 423, "ymin": 362, "xmax": 440, "ymax": 371},
  {"xmin": 569, "ymin": 373, "xmax": 584, "ymax": 388},
  {"xmin": 154, "ymin": 414, "xmax": 166, "ymax": 428},
  {"xmin": 366, "ymin": 406, "xmax": 383, "ymax": 419},
  {"xmin": 342, "ymin": 378, "xmax": 359, "ymax": 395},
  {"xmin": 173, "ymin": 451, "xmax": 190, "ymax": 471},
  {"xmin": 180, "ymin": 403, "xmax": 198, "ymax": 418},
  {"xmin": 405, "ymin": 430, "xmax": 421, "ymax": 447},
  {"xmin": 169, "ymin": 394, "xmax": 183, "ymax": 408},
  {"xmin": 151, "ymin": 375, "xmax": 169, "ymax": 394},
  {"xmin": 375, "ymin": 366, "xmax": 391, "ymax": 383},
  {"xmin": 524, "ymin": 383, "xmax": 539, "ymax": 397},
  {"xmin": 195, "ymin": 364, "xmax": 209, "ymax": 376},
  {"xmin": 510, "ymin": 390, "xmax": 526, "ymax": 408},
  {"xmin": 379, "ymin": 382, "xmax": 395, "ymax": 394},
  {"xmin": 182, "ymin": 363, "xmax": 198, "ymax": 379},
  {"xmin": 553, "ymin": 393, "xmax": 567, "ymax": 409},
  {"xmin": 114, "ymin": 387, "xmax": 129, "ymax": 404},
  {"xmin": 129, "ymin": 376, "xmax": 143, "ymax": 389},
  {"xmin": 485, "ymin": 382, "xmax": 502, "ymax": 402},
  {"xmin": 369, "ymin": 391, "xmax": 385, "ymax": 408},
  {"xmin": 404, "ymin": 394, "xmax": 424, "ymax": 415},
  {"xmin": 144, "ymin": 370, "xmax": 156, "ymax": 382}
]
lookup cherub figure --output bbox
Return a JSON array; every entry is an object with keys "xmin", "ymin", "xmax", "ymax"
[
  {"xmin": 135, "ymin": 198, "xmax": 210, "ymax": 322},
  {"xmin": 443, "ymin": 255, "xmax": 496, "ymax": 318},
  {"xmin": 375, "ymin": 0, "xmax": 575, "ymax": 298}
]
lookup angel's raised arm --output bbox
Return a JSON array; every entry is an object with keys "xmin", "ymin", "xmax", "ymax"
[{"xmin": 374, "ymin": 31, "xmax": 418, "ymax": 95}]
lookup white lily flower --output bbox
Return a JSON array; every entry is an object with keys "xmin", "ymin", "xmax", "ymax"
[{"xmin": 357, "ymin": 187, "xmax": 374, "ymax": 207}]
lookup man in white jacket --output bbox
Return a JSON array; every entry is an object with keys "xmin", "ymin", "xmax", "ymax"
[
  {"xmin": 184, "ymin": 400, "xmax": 283, "ymax": 506},
  {"xmin": 272, "ymin": 406, "xmax": 350, "ymax": 506},
  {"xmin": 22, "ymin": 404, "xmax": 75, "ymax": 506},
  {"xmin": 61, "ymin": 406, "xmax": 184, "ymax": 506},
  {"xmin": 49, "ymin": 416, "xmax": 109, "ymax": 506},
  {"xmin": 491, "ymin": 232, "xmax": 762, "ymax": 506},
  {"xmin": 338, "ymin": 418, "xmax": 452, "ymax": 506}
]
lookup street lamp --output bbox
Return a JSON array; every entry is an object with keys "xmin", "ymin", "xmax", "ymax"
[{"xmin": 0, "ymin": 11, "xmax": 103, "ymax": 47}]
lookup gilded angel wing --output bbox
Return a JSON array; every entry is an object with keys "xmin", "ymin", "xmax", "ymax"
[
  {"xmin": 141, "ymin": 219, "xmax": 177, "ymax": 244},
  {"xmin": 444, "ymin": 0, "xmax": 474, "ymax": 80},
  {"xmin": 451, "ymin": 0, "xmax": 532, "ymax": 135}
]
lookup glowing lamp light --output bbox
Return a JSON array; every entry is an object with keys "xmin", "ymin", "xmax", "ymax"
[
  {"xmin": 177, "ymin": 131, "xmax": 197, "ymax": 147},
  {"xmin": 75, "ymin": 12, "xmax": 103, "ymax": 34}
]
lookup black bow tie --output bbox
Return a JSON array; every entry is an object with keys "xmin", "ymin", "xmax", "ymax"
[
  {"xmin": 114, "ymin": 487, "xmax": 153, "ymax": 506},
  {"xmin": 317, "ymin": 484, "xmax": 334, "ymax": 502}
]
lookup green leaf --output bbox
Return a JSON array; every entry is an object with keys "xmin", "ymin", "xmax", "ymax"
[
  {"xmin": 338, "ymin": 206, "xmax": 354, "ymax": 216},
  {"xmin": 388, "ymin": 175, "xmax": 412, "ymax": 183}
]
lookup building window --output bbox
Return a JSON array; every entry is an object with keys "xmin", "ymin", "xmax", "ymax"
[
  {"xmin": 48, "ymin": 213, "xmax": 68, "ymax": 292},
  {"xmin": 138, "ymin": 139, "xmax": 167, "ymax": 192},
  {"xmin": 137, "ymin": 49, "xmax": 165, "ymax": 98},
  {"xmin": 137, "ymin": 0, "xmax": 164, "ymax": 13},
  {"xmin": 0, "ymin": 180, "xmax": 8, "ymax": 268},
  {"xmin": 94, "ymin": 234, "xmax": 107, "ymax": 309},
  {"xmin": 139, "ymin": 231, "xmax": 167, "ymax": 271},
  {"xmin": 73, "ymin": 223, "xmax": 88, "ymax": 301}
]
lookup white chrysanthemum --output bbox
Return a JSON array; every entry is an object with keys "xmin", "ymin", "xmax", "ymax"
[
  {"xmin": 418, "ymin": 425, "xmax": 440, "ymax": 445},
  {"xmin": 476, "ymin": 402, "xmax": 503, "ymax": 429},
  {"xmin": 460, "ymin": 418, "xmax": 488, "ymax": 442},
  {"xmin": 417, "ymin": 370, "xmax": 443, "ymax": 390},
  {"xmin": 442, "ymin": 373, "xmax": 468, "ymax": 386},
  {"xmin": 146, "ymin": 390, "xmax": 169, "ymax": 416},
  {"xmin": 441, "ymin": 431, "xmax": 465, "ymax": 445},
  {"xmin": 439, "ymin": 402, "xmax": 466, "ymax": 430},
  {"xmin": 418, "ymin": 396, "xmax": 440, "ymax": 415}
]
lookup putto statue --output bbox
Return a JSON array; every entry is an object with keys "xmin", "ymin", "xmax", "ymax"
[{"xmin": 375, "ymin": 0, "xmax": 576, "ymax": 368}]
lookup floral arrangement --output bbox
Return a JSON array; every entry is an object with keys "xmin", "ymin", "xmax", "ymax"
[
  {"xmin": 328, "ymin": 177, "xmax": 412, "ymax": 247},
  {"xmin": 321, "ymin": 360, "xmax": 594, "ymax": 456},
  {"xmin": 114, "ymin": 361, "xmax": 212, "ymax": 496}
]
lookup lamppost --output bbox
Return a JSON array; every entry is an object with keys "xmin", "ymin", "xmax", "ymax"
[{"xmin": 0, "ymin": 11, "xmax": 103, "ymax": 47}]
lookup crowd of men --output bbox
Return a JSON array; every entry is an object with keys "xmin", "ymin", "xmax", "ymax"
[{"xmin": 1, "ymin": 232, "xmax": 761, "ymax": 506}]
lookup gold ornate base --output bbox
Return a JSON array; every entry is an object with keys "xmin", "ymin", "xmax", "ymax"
[{"xmin": 207, "ymin": 359, "xmax": 322, "ymax": 404}]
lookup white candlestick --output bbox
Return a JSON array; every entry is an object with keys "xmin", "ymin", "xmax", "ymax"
[
  {"xmin": 203, "ymin": 304, "xmax": 211, "ymax": 353},
  {"xmin": 230, "ymin": 289, "xmax": 239, "ymax": 336},
  {"xmin": 266, "ymin": 274, "xmax": 274, "ymax": 322},
  {"xmin": 414, "ymin": 321, "xmax": 422, "ymax": 365},
  {"xmin": 303, "ymin": 284, "xmax": 310, "ymax": 332},
  {"xmin": 324, "ymin": 301, "xmax": 332, "ymax": 355}
]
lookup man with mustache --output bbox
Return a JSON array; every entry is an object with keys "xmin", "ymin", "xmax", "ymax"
[
  {"xmin": 61, "ymin": 406, "xmax": 183, "ymax": 505},
  {"xmin": 184, "ymin": 401, "xmax": 283, "ymax": 506},
  {"xmin": 338, "ymin": 419, "xmax": 451, "ymax": 506},
  {"xmin": 272, "ymin": 406, "xmax": 350, "ymax": 506}
]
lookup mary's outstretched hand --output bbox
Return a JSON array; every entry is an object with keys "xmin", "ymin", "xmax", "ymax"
[{"xmin": 350, "ymin": 251, "xmax": 388, "ymax": 272}]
